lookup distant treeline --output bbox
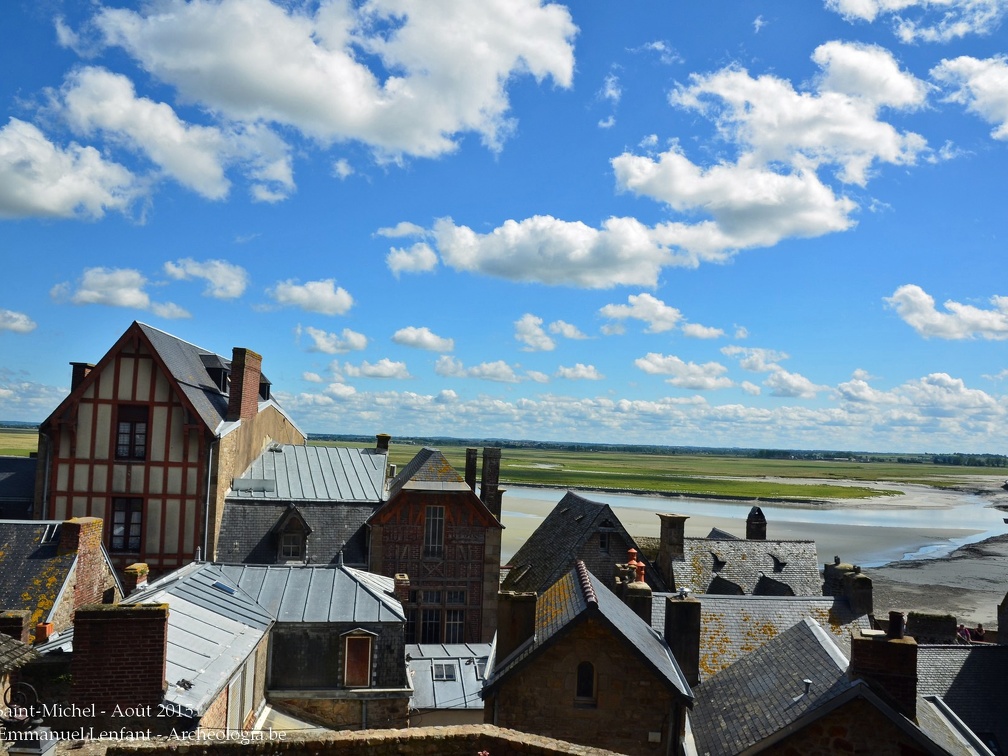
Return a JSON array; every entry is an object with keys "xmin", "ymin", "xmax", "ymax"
[{"xmin": 309, "ymin": 434, "xmax": 1008, "ymax": 466}]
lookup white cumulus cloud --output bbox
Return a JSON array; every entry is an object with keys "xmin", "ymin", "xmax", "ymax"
[
  {"xmin": 0, "ymin": 118, "xmax": 137, "ymax": 219},
  {"xmin": 269, "ymin": 279, "xmax": 353, "ymax": 315},
  {"xmin": 682, "ymin": 323, "xmax": 725, "ymax": 339},
  {"xmin": 387, "ymin": 242, "xmax": 438, "ymax": 277},
  {"xmin": 88, "ymin": 0, "xmax": 576, "ymax": 160},
  {"xmin": 827, "ymin": 0, "xmax": 1005, "ymax": 42},
  {"xmin": 515, "ymin": 314, "xmax": 555, "ymax": 351},
  {"xmin": 635, "ymin": 353, "xmax": 733, "ymax": 390},
  {"xmin": 164, "ymin": 258, "xmax": 249, "ymax": 299},
  {"xmin": 392, "ymin": 326, "xmax": 454, "ymax": 352},
  {"xmin": 301, "ymin": 326, "xmax": 368, "ymax": 354},
  {"xmin": 549, "ymin": 320, "xmax": 589, "ymax": 339},
  {"xmin": 932, "ymin": 55, "xmax": 1008, "ymax": 141},
  {"xmin": 343, "ymin": 358, "xmax": 411, "ymax": 379},
  {"xmin": 555, "ymin": 363, "xmax": 605, "ymax": 380},
  {"xmin": 885, "ymin": 284, "xmax": 1008, "ymax": 339},
  {"xmin": 435, "ymin": 356, "xmax": 520, "ymax": 383},
  {"xmin": 0, "ymin": 310, "xmax": 37, "ymax": 333},
  {"xmin": 51, "ymin": 267, "xmax": 190, "ymax": 319},
  {"xmin": 599, "ymin": 293, "xmax": 682, "ymax": 333}
]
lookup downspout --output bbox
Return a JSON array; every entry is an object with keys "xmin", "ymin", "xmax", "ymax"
[{"xmin": 202, "ymin": 440, "xmax": 214, "ymax": 561}]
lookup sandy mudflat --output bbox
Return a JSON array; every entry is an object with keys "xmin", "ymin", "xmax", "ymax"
[{"xmin": 500, "ymin": 479, "xmax": 1008, "ymax": 629}]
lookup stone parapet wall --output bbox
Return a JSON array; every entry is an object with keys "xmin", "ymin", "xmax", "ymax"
[{"xmin": 92, "ymin": 725, "xmax": 623, "ymax": 756}]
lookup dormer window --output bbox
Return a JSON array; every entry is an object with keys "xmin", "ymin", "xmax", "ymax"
[{"xmin": 273, "ymin": 505, "xmax": 311, "ymax": 564}]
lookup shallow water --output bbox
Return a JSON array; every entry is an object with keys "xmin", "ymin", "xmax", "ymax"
[{"xmin": 499, "ymin": 485, "xmax": 1008, "ymax": 568}]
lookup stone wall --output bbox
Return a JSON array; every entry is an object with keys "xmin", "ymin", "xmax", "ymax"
[
  {"xmin": 97, "ymin": 725, "xmax": 623, "ymax": 756},
  {"xmin": 766, "ymin": 697, "xmax": 932, "ymax": 755},
  {"xmin": 486, "ymin": 615, "xmax": 684, "ymax": 755},
  {"xmin": 269, "ymin": 694, "xmax": 409, "ymax": 731}
]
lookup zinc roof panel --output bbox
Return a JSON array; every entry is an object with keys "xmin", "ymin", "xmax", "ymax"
[{"xmin": 303, "ymin": 568, "xmax": 336, "ymax": 623}]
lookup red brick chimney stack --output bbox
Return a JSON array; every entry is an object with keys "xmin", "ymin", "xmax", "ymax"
[
  {"xmin": 71, "ymin": 604, "xmax": 169, "ymax": 713},
  {"xmin": 227, "ymin": 347, "xmax": 263, "ymax": 422},
  {"xmin": 394, "ymin": 573, "xmax": 410, "ymax": 604},
  {"xmin": 123, "ymin": 563, "xmax": 150, "ymax": 595}
]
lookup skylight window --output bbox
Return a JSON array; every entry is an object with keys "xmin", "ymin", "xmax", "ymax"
[{"xmin": 432, "ymin": 663, "xmax": 456, "ymax": 681}]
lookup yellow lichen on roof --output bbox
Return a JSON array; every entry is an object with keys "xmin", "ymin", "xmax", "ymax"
[{"xmin": 699, "ymin": 612, "xmax": 731, "ymax": 677}]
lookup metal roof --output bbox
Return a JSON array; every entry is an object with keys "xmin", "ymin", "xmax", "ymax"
[
  {"xmin": 124, "ymin": 562, "xmax": 273, "ymax": 716},
  {"xmin": 228, "ymin": 444, "xmax": 387, "ymax": 503},
  {"xmin": 217, "ymin": 563, "xmax": 405, "ymax": 624},
  {"xmin": 406, "ymin": 643, "xmax": 491, "ymax": 712}
]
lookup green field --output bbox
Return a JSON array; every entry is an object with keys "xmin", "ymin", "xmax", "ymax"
[
  {"xmin": 0, "ymin": 428, "xmax": 38, "ymax": 457},
  {"xmin": 314, "ymin": 440, "xmax": 1004, "ymax": 502},
  {"xmin": 5, "ymin": 428, "xmax": 999, "ymax": 502}
]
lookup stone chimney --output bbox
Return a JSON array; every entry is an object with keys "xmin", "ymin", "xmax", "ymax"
[
  {"xmin": 664, "ymin": 593, "xmax": 701, "ymax": 687},
  {"xmin": 71, "ymin": 604, "xmax": 168, "ymax": 715},
  {"xmin": 70, "ymin": 362, "xmax": 94, "ymax": 391},
  {"xmin": 375, "ymin": 433, "xmax": 391, "ymax": 453},
  {"xmin": 465, "ymin": 448, "xmax": 478, "ymax": 492},
  {"xmin": 227, "ymin": 347, "xmax": 263, "ymax": 422},
  {"xmin": 496, "ymin": 591, "xmax": 536, "ymax": 664},
  {"xmin": 394, "ymin": 573, "xmax": 410, "ymax": 605},
  {"xmin": 623, "ymin": 560, "xmax": 653, "ymax": 625},
  {"xmin": 848, "ymin": 615, "xmax": 918, "ymax": 719},
  {"xmin": 480, "ymin": 447, "xmax": 502, "ymax": 518},
  {"xmin": 123, "ymin": 563, "xmax": 150, "ymax": 595},
  {"xmin": 0, "ymin": 610, "xmax": 31, "ymax": 643},
  {"xmin": 823, "ymin": 558, "xmax": 874, "ymax": 617},
  {"xmin": 59, "ymin": 517, "xmax": 111, "ymax": 609},
  {"xmin": 746, "ymin": 505, "xmax": 767, "ymax": 540},
  {"xmin": 657, "ymin": 514, "xmax": 688, "ymax": 588}
]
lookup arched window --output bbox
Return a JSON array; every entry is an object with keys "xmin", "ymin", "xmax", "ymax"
[{"xmin": 575, "ymin": 661, "xmax": 596, "ymax": 706}]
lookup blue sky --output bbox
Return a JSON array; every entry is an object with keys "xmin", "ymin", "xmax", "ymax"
[{"xmin": 2, "ymin": 1, "xmax": 1008, "ymax": 453}]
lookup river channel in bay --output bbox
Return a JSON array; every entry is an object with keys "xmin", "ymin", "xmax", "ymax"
[{"xmin": 499, "ymin": 481, "xmax": 1008, "ymax": 568}]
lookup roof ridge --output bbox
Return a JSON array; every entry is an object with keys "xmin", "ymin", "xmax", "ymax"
[{"xmin": 575, "ymin": 560, "xmax": 597, "ymax": 606}]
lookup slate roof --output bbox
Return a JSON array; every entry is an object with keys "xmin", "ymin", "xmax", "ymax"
[
  {"xmin": 0, "ymin": 632, "xmax": 38, "ymax": 672},
  {"xmin": 218, "ymin": 501, "xmax": 374, "ymax": 565},
  {"xmin": 484, "ymin": 561, "xmax": 692, "ymax": 702},
  {"xmin": 125, "ymin": 562, "xmax": 274, "ymax": 716},
  {"xmin": 46, "ymin": 322, "xmax": 301, "ymax": 439},
  {"xmin": 501, "ymin": 491, "xmax": 668, "ymax": 594},
  {"xmin": 690, "ymin": 618, "xmax": 852, "ymax": 755},
  {"xmin": 387, "ymin": 447, "xmax": 469, "ymax": 498},
  {"xmin": 918, "ymin": 644, "xmax": 1008, "ymax": 754},
  {"xmin": 217, "ymin": 562, "xmax": 405, "ymax": 624},
  {"xmin": 406, "ymin": 642, "xmax": 491, "ymax": 712},
  {"xmin": 650, "ymin": 594, "xmax": 873, "ymax": 681},
  {"xmin": 637, "ymin": 533, "xmax": 822, "ymax": 596},
  {"xmin": 0, "ymin": 456, "xmax": 36, "ymax": 519},
  {"xmin": 691, "ymin": 618, "xmax": 987, "ymax": 756},
  {"xmin": 0, "ymin": 520, "xmax": 78, "ymax": 630}
]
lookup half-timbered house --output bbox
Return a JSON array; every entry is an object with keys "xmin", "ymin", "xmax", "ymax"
[{"xmin": 34, "ymin": 321, "xmax": 305, "ymax": 575}]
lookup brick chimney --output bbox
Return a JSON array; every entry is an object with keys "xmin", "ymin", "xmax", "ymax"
[
  {"xmin": 59, "ymin": 517, "xmax": 111, "ymax": 609},
  {"xmin": 393, "ymin": 573, "xmax": 410, "ymax": 604},
  {"xmin": 70, "ymin": 362, "xmax": 95, "ymax": 391},
  {"xmin": 746, "ymin": 505, "xmax": 767, "ymax": 540},
  {"xmin": 848, "ymin": 615, "xmax": 918, "ymax": 719},
  {"xmin": 465, "ymin": 448, "xmax": 478, "ymax": 493},
  {"xmin": 0, "ymin": 610, "xmax": 31, "ymax": 643},
  {"xmin": 657, "ymin": 514, "xmax": 688, "ymax": 588},
  {"xmin": 376, "ymin": 433, "xmax": 391, "ymax": 453},
  {"xmin": 71, "ymin": 604, "xmax": 168, "ymax": 713},
  {"xmin": 496, "ymin": 591, "xmax": 536, "ymax": 664},
  {"xmin": 123, "ymin": 563, "xmax": 150, "ymax": 595},
  {"xmin": 480, "ymin": 447, "xmax": 502, "ymax": 518},
  {"xmin": 664, "ymin": 594, "xmax": 701, "ymax": 687},
  {"xmin": 227, "ymin": 347, "xmax": 263, "ymax": 422}
]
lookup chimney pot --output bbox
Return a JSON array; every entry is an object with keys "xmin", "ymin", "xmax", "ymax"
[
  {"xmin": 465, "ymin": 448, "xmax": 478, "ymax": 493},
  {"xmin": 375, "ymin": 434, "xmax": 391, "ymax": 453},
  {"xmin": 746, "ymin": 505, "xmax": 767, "ymax": 540},
  {"xmin": 664, "ymin": 595, "xmax": 701, "ymax": 687},
  {"xmin": 34, "ymin": 622, "xmax": 54, "ymax": 645},
  {"xmin": 124, "ymin": 563, "xmax": 150, "ymax": 595}
]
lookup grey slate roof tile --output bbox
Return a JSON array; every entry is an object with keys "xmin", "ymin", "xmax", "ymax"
[
  {"xmin": 0, "ymin": 632, "xmax": 38, "ymax": 672},
  {"xmin": 918, "ymin": 644, "xmax": 1008, "ymax": 753},
  {"xmin": 650, "ymin": 593, "xmax": 872, "ymax": 681},
  {"xmin": 689, "ymin": 618, "xmax": 852, "ymax": 755},
  {"xmin": 387, "ymin": 447, "xmax": 467, "ymax": 498},
  {"xmin": 501, "ymin": 491, "xmax": 669, "ymax": 594},
  {"xmin": 0, "ymin": 520, "xmax": 76, "ymax": 629}
]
